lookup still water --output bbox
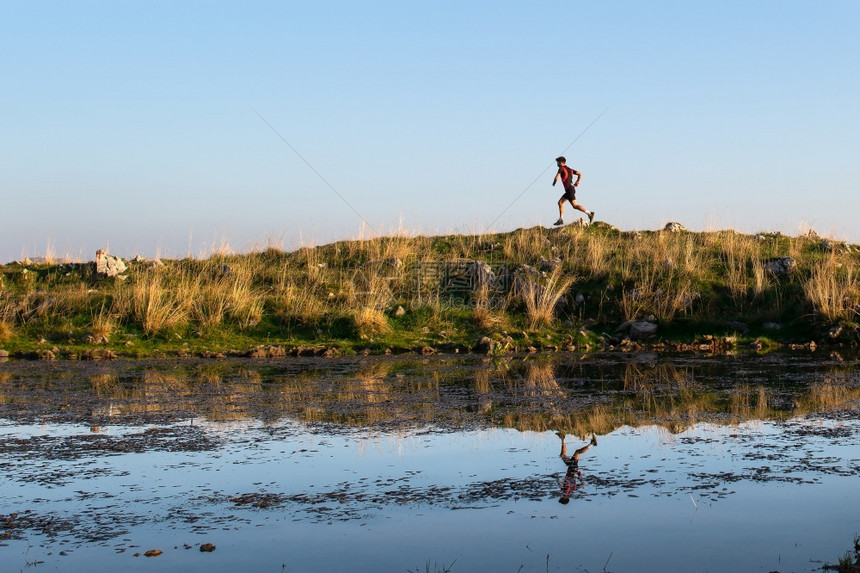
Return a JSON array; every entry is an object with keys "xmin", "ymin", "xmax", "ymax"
[{"xmin": 0, "ymin": 353, "xmax": 858, "ymax": 572}]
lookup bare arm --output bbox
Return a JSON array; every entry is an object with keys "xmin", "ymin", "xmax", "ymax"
[
  {"xmin": 552, "ymin": 171, "xmax": 561, "ymax": 186},
  {"xmin": 572, "ymin": 169, "xmax": 582, "ymax": 187}
]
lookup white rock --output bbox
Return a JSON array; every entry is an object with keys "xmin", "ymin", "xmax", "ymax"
[
  {"xmin": 95, "ymin": 250, "xmax": 127, "ymax": 277},
  {"xmin": 763, "ymin": 257, "xmax": 796, "ymax": 275}
]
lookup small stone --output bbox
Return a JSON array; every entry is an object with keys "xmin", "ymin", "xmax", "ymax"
[
  {"xmin": 144, "ymin": 549, "xmax": 163, "ymax": 557},
  {"xmin": 199, "ymin": 543, "xmax": 216, "ymax": 552},
  {"xmin": 763, "ymin": 322, "xmax": 781, "ymax": 330},
  {"xmin": 395, "ymin": 306, "xmax": 406, "ymax": 317}
]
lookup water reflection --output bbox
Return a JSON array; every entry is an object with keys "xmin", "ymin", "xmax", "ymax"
[
  {"xmin": 0, "ymin": 353, "xmax": 858, "ymax": 573},
  {"xmin": 0, "ymin": 353, "xmax": 858, "ymax": 435},
  {"xmin": 556, "ymin": 431, "xmax": 598, "ymax": 504}
]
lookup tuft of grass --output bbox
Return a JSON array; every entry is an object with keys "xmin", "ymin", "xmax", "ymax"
[
  {"xmin": 89, "ymin": 305, "xmax": 115, "ymax": 343},
  {"xmin": 519, "ymin": 268, "xmax": 574, "ymax": 330},
  {"xmin": 803, "ymin": 256, "xmax": 859, "ymax": 323},
  {"xmin": 0, "ymin": 320, "xmax": 13, "ymax": 343},
  {"xmin": 353, "ymin": 307, "xmax": 390, "ymax": 339}
]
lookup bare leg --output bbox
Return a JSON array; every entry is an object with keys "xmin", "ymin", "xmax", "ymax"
[
  {"xmin": 572, "ymin": 444, "xmax": 591, "ymax": 460},
  {"xmin": 558, "ymin": 432, "xmax": 567, "ymax": 457},
  {"xmin": 557, "ymin": 197, "xmax": 566, "ymax": 219},
  {"xmin": 571, "ymin": 200, "xmax": 589, "ymax": 215}
]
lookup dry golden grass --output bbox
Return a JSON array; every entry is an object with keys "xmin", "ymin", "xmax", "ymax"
[
  {"xmin": 353, "ymin": 307, "xmax": 390, "ymax": 339},
  {"xmin": 112, "ymin": 270, "xmax": 192, "ymax": 335},
  {"xmin": 803, "ymin": 256, "xmax": 860, "ymax": 322},
  {"xmin": 0, "ymin": 320, "xmax": 13, "ymax": 343},
  {"xmin": 503, "ymin": 227, "xmax": 550, "ymax": 262},
  {"xmin": 89, "ymin": 305, "xmax": 115, "ymax": 342},
  {"xmin": 274, "ymin": 283, "xmax": 326, "ymax": 325},
  {"xmin": 519, "ymin": 268, "xmax": 574, "ymax": 329}
]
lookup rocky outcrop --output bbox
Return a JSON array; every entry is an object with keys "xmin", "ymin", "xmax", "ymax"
[
  {"xmin": 663, "ymin": 222, "xmax": 687, "ymax": 232},
  {"xmin": 764, "ymin": 257, "xmax": 796, "ymax": 275},
  {"xmin": 629, "ymin": 321, "xmax": 658, "ymax": 340},
  {"xmin": 95, "ymin": 250, "xmax": 127, "ymax": 277},
  {"xmin": 467, "ymin": 261, "xmax": 496, "ymax": 289},
  {"xmin": 539, "ymin": 257, "xmax": 562, "ymax": 272}
]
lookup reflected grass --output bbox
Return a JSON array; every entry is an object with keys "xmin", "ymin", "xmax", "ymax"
[{"xmin": 0, "ymin": 355, "xmax": 858, "ymax": 434}]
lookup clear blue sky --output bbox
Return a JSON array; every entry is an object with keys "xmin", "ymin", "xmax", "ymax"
[{"xmin": 2, "ymin": 1, "xmax": 858, "ymax": 262}]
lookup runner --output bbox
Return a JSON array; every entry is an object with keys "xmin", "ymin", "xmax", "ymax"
[
  {"xmin": 552, "ymin": 156, "xmax": 595, "ymax": 226},
  {"xmin": 556, "ymin": 431, "xmax": 598, "ymax": 504}
]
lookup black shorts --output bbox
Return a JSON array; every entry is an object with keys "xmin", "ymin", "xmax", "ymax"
[{"xmin": 562, "ymin": 187, "xmax": 576, "ymax": 201}]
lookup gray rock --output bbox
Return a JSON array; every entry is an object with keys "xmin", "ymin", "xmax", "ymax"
[
  {"xmin": 468, "ymin": 261, "xmax": 496, "ymax": 288},
  {"xmin": 474, "ymin": 336, "xmax": 494, "ymax": 354},
  {"xmin": 663, "ymin": 222, "xmax": 687, "ymax": 232},
  {"xmin": 763, "ymin": 322, "xmax": 782, "ymax": 330},
  {"xmin": 539, "ymin": 257, "xmax": 562, "ymax": 272},
  {"xmin": 95, "ymin": 250, "xmax": 127, "ymax": 277},
  {"xmin": 574, "ymin": 293, "xmax": 586, "ymax": 304},
  {"xmin": 395, "ymin": 305, "xmax": 406, "ymax": 317},
  {"xmin": 630, "ymin": 321, "xmax": 658, "ymax": 340},
  {"xmin": 763, "ymin": 257, "xmax": 796, "ymax": 275},
  {"xmin": 615, "ymin": 320, "xmax": 633, "ymax": 334}
]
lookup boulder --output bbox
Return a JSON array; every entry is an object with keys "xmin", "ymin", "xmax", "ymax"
[
  {"xmin": 629, "ymin": 321, "xmax": 658, "ymax": 340},
  {"xmin": 473, "ymin": 336, "xmax": 494, "ymax": 354},
  {"xmin": 95, "ymin": 250, "xmax": 127, "ymax": 277},
  {"xmin": 763, "ymin": 257, "xmax": 796, "ymax": 275},
  {"xmin": 539, "ymin": 257, "xmax": 562, "ymax": 272},
  {"xmin": 663, "ymin": 222, "xmax": 687, "ymax": 232},
  {"xmin": 467, "ymin": 261, "xmax": 496, "ymax": 289}
]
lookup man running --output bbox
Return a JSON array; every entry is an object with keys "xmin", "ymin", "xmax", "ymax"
[
  {"xmin": 552, "ymin": 156, "xmax": 594, "ymax": 226},
  {"xmin": 556, "ymin": 431, "xmax": 598, "ymax": 504}
]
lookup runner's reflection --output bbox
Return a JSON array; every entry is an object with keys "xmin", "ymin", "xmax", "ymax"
[{"xmin": 556, "ymin": 432, "xmax": 597, "ymax": 504}]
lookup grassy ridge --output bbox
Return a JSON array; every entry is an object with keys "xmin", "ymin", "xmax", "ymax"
[{"xmin": 1, "ymin": 224, "xmax": 859, "ymax": 358}]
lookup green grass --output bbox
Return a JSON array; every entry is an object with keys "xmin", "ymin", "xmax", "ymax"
[{"xmin": 1, "ymin": 225, "xmax": 859, "ymax": 358}]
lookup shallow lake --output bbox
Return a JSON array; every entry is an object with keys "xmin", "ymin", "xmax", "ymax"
[{"xmin": 1, "ymin": 352, "xmax": 858, "ymax": 572}]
